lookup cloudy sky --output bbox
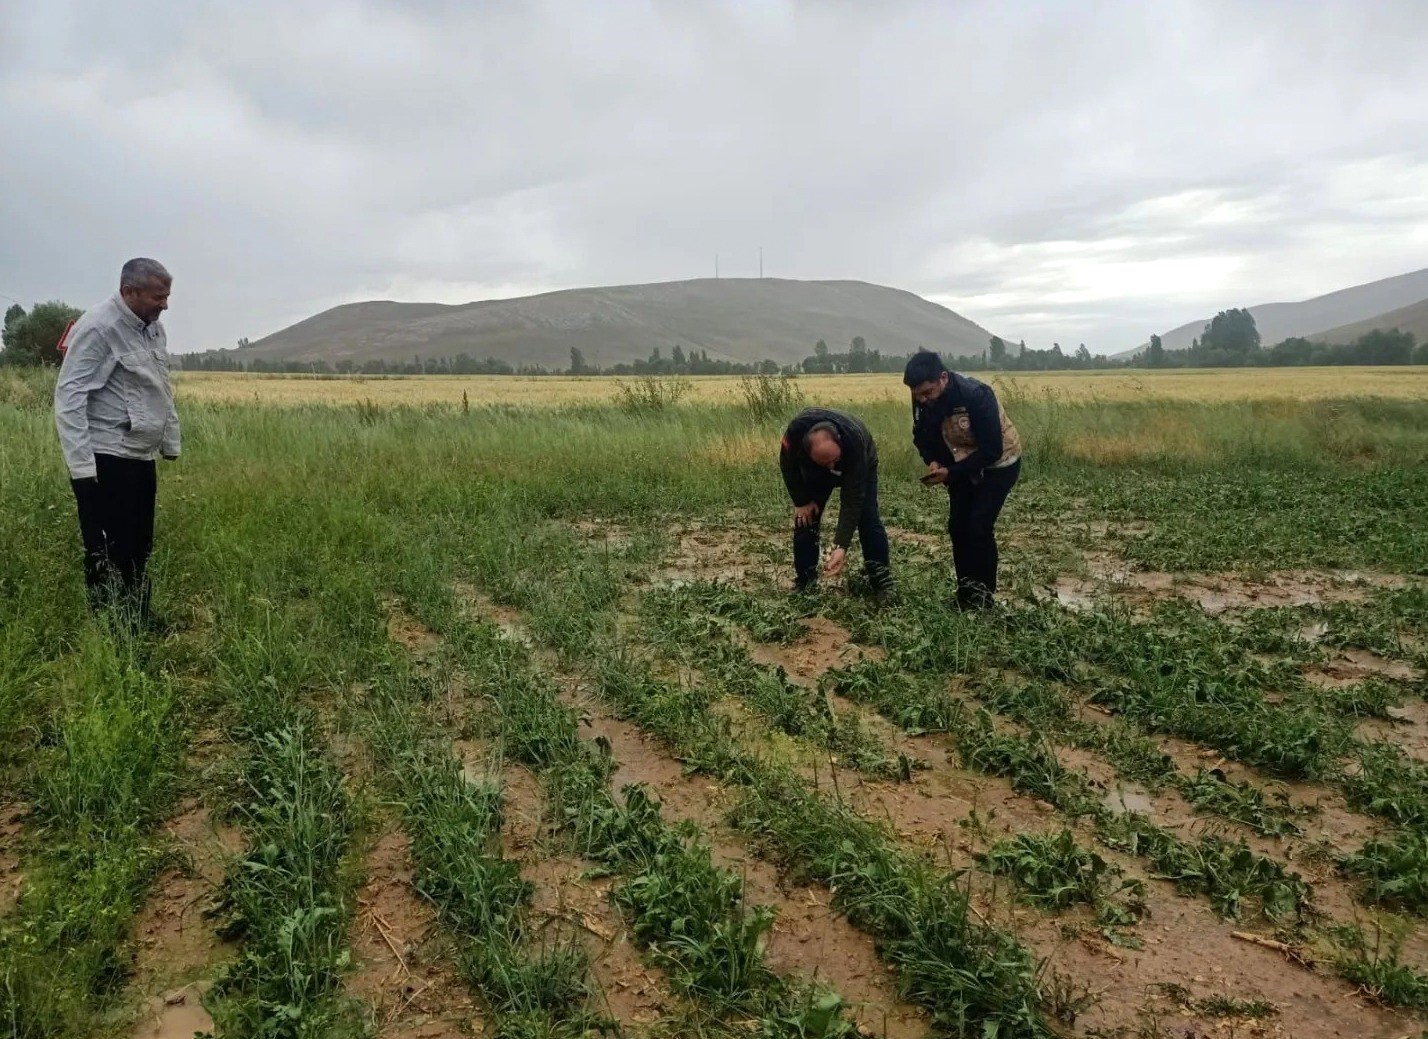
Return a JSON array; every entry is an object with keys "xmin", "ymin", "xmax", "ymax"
[{"xmin": 3, "ymin": 0, "xmax": 1426, "ymax": 354}]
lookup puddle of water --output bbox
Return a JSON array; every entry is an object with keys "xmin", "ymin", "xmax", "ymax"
[{"xmin": 1103, "ymin": 784, "xmax": 1156, "ymax": 816}]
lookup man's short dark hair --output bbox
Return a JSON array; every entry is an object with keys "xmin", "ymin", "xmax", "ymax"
[{"xmin": 902, "ymin": 350, "xmax": 946, "ymax": 387}]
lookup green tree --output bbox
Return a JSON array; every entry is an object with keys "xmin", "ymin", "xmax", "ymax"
[
  {"xmin": 1350, "ymin": 328, "xmax": 1414, "ymax": 365},
  {"xmin": 1075, "ymin": 343, "xmax": 1091, "ymax": 364},
  {"xmin": 989, "ymin": 336, "xmax": 1006, "ymax": 365},
  {"xmin": 671, "ymin": 344, "xmax": 687, "ymax": 369},
  {"xmin": 2, "ymin": 303, "xmax": 24, "ymax": 346},
  {"xmin": 803, "ymin": 339, "xmax": 833, "ymax": 375},
  {"xmin": 1146, "ymin": 333, "xmax": 1164, "ymax": 367},
  {"xmin": 1199, "ymin": 308, "xmax": 1260, "ymax": 357},
  {"xmin": 1266, "ymin": 337, "xmax": 1316, "ymax": 366},
  {"xmin": 569, "ymin": 346, "xmax": 590, "ymax": 375},
  {"xmin": 2, "ymin": 301, "xmax": 81, "ymax": 366},
  {"xmin": 848, "ymin": 336, "xmax": 869, "ymax": 373}
]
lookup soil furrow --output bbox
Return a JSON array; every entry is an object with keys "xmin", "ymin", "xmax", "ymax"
[{"xmin": 128, "ymin": 803, "xmax": 239, "ymax": 1039}]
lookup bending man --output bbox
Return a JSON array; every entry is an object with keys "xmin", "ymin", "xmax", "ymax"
[
  {"xmin": 778, "ymin": 407, "xmax": 892, "ymax": 595},
  {"xmin": 54, "ymin": 258, "xmax": 180, "ymax": 626},
  {"xmin": 903, "ymin": 351, "xmax": 1021, "ymax": 609}
]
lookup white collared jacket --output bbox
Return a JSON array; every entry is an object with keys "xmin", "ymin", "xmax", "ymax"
[{"xmin": 53, "ymin": 294, "xmax": 180, "ymax": 479}]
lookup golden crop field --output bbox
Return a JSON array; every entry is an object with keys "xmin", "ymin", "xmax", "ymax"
[{"xmin": 174, "ymin": 366, "xmax": 1428, "ymax": 407}]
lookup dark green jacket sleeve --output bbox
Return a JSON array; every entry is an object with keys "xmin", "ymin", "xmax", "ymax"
[{"xmin": 833, "ymin": 440, "xmax": 867, "ymax": 548}]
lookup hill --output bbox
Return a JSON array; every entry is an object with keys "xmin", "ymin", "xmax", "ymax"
[
  {"xmin": 1137, "ymin": 267, "xmax": 1428, "ymax": 354},
  {"xmin": 233, "ymin": 278, "xmax": 1002, "ymax": 370},
  {"xmin": 1311, "ymin": 297, "xmax": 1428, "ymax": 346}
]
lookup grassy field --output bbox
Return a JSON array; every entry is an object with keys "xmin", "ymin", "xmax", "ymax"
[
  {"xmin": 166, "ymin": 365, "xmax": 1428, "ymax": 407},
  {"xmin": 2, "ymin": 365, "xmax": 1428, "ymax": 1038}
]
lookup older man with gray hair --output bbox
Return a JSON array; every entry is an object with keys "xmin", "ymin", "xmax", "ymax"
[{"xmin": 54, "ymin": 258, "xmax": 179, "ymax": 626}]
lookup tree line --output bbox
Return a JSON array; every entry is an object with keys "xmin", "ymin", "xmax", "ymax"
[
  {"xmin": 5, "ymin": 299, "xmax": 1426, "ymax": 372},
  {"xmin": 1138, "ymin": 308, "xmax": 1428, "ymax": 367}
]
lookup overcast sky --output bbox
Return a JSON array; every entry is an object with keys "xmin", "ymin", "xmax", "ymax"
[{"xmin": 3, "ymin": 0, "xmax": 1426, "ymax": 354}]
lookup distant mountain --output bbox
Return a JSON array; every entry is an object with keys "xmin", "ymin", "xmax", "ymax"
[
  {"xmin": 1132, "ymin": 267, "xmax": 1428, "ymax": 355},
  {"xmin": 233, "ymin": 278, "xmax": 1003, "ymax": 369},
  {"xmin": 1312, "ymin": 297, "xmax": 1428, "ymax": 346}
]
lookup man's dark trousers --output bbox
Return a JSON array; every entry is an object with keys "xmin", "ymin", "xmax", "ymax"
[
  {"xmin": 793, "ymin": 458, "xmax": 891, "ymax": 590},
  {"xmin": 947, "ymin": 459, "xmax": 1020, "ymax": 608},
  {"xmin": 71, "ymin": 453, "xmax": 157, "ymax": 620}
]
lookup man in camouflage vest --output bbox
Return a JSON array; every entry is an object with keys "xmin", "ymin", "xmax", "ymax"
[{"xmin": 903, "ymin": 351, "xmax": 1022, "ymax": 610}]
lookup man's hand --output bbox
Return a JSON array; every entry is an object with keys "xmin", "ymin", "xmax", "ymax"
[
  {"xmin": 922, "ymin": 462, "xmax": 949, "ymax": 486},
  {"xmin": 824, "ymin": 546, "xmax": 847, "ymax": 577},
  {"xmin": 794, "ymin": 502, "xmax": 821, "ymax": 529}
]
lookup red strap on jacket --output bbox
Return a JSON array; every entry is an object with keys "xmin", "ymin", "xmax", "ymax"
[{"xmin": 56, "ymin": 319, "xmax": 76, "ymax": 356}]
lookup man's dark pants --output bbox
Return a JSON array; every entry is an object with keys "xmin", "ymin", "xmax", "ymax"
[
  {"xmin": 71, "ymin": 453, "xmax": 157, "ymax": 621},
  {"xmin": 947, "ymin": 459, "xmax": 1020, "ymax": 608},
  {"xmin": 793, "ymin": 459, "xmax": 891, "ymax": 590}
]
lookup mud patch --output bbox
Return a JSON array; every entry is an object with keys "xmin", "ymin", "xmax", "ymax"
[
  {"xmin": 452, "ymin": 582, "xmax": 532, "ymax": 646},
  {"xmin": 527, "ymin": 855, "xmax": 669, "ymax": 1029},
  {"xmin": 571, "ymin": 518, "xmax": 634, "ymax": 551},
  {"xmin": 566, "ymin": 690, "xmax": 928, "ymax": 1039},
  {"xmin": 385, "ymin": 601, "xmax": 442, "ymax": 655},
  {"xmin": 746, "ymin": 616, "xmax": 885, "ymax": 686},
  {"xmin": 1053, "ymin": 563, "xmax": 1410, "ymax": 616},
  {"xmin": 649, "ymin": 522, "xmax": 780, "ymax": 588},
  {"xmin": 1304, "ymin": 648, "xmax": 1423, "ymax": 689},
  {"xmin": 884, "ymin": 525, "xmax": 945, "ymax": 551},
  {"xmin": 0, "ymin": 802, "xmax": 26, "ymax": 914},
  {"xmin": 1355, "ymin": 699, "xmax": 1428, "ymax": 765},
  {"xmin": 130, "ymin": 804, "xmax": 242, "ymax": 1038},
  {"xmin": 497, "ymin": 761, "xmax": 669, "ymax": 1031},
  {"xmin": 351, "ymin": 828, "xmax": 478, "ymax": 1036}
]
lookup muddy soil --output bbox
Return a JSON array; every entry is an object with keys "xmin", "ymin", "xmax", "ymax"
[
  {"xmin": 1303, "ymin": 648, "xmax": 1424, "ymax": 689},
  {"xmin": 1355, "ymin": 698, "xmax": 1428, "ymax": 764},
  {"xmin": 745, "ymin": 615, "xmax": 885, "ymax": 686},
  {"xmin": 561, "ymin": 684, "xmax": 930, "ymax": 1039},
  {"xmin": 649, "ymin": 522, "xmax": 783, "ymax": 588},
  {"xmin": 350, "ymin": 827, "xmax": 479, "ymax": 1037},
  {"xmin": 0, "ymin": 802, "xmax": 25, "ymax": 915},
  {"xmin": 129, "ymin": 804, "xmax": 241, "ymax": 1039},
  {"xmin": 840, "ymin": 734, "xmax": 1416, "ymax": 1039},
  {"xmin": 733, "ymin": 613, "xmax": 1424, "ymax": 1031},
  {"xmin": 464, "ymin": 585, "xmax": 1426, "ymax": 1038},
  {"xmin": 386, "ymin": 601, "xmax": 443, "ymax": 655},
  {"xmin": 497, "ymin": 763, "xmax": 673, "ymax": 1033},
  {"xmin": 1053, "ymin": 561, "xmax": 1411, "ymax": 617}
]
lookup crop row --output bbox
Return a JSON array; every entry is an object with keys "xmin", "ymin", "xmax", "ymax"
[
  {"xmin": 0, "ymin": 631, "xmax": 181, "ymax": 1037},
  {"xmin": 439, "ymin": 563, "xmax": 1062, "ymax": 1037}
]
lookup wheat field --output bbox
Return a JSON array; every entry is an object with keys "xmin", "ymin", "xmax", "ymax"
[{"xmin": 173, "ymin": 366, "xmax": 1428, "ymax": 407}]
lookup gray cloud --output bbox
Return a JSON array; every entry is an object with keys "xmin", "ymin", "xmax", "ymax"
[{"xmin": 2, "ymin": 0, "xmax": 1426, "ymax": 355}]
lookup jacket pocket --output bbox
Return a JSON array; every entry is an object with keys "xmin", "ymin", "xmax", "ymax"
[{"xmin": 114, "ymin": 350, "xmax": 165, "ymax": 452}]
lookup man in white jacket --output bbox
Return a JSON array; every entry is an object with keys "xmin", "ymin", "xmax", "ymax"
[{"xmin": 54, "ymin": 258, "xmax": 179, "ymax": 625}]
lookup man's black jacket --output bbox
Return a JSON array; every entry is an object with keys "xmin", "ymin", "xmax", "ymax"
[
  {"xmin": 779, "ymin": 408, "xmax": 876, "ymax": 549},
  {"xmin": 911, "ymin": 372, "xmax": 1005, "ymax": 479}
]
